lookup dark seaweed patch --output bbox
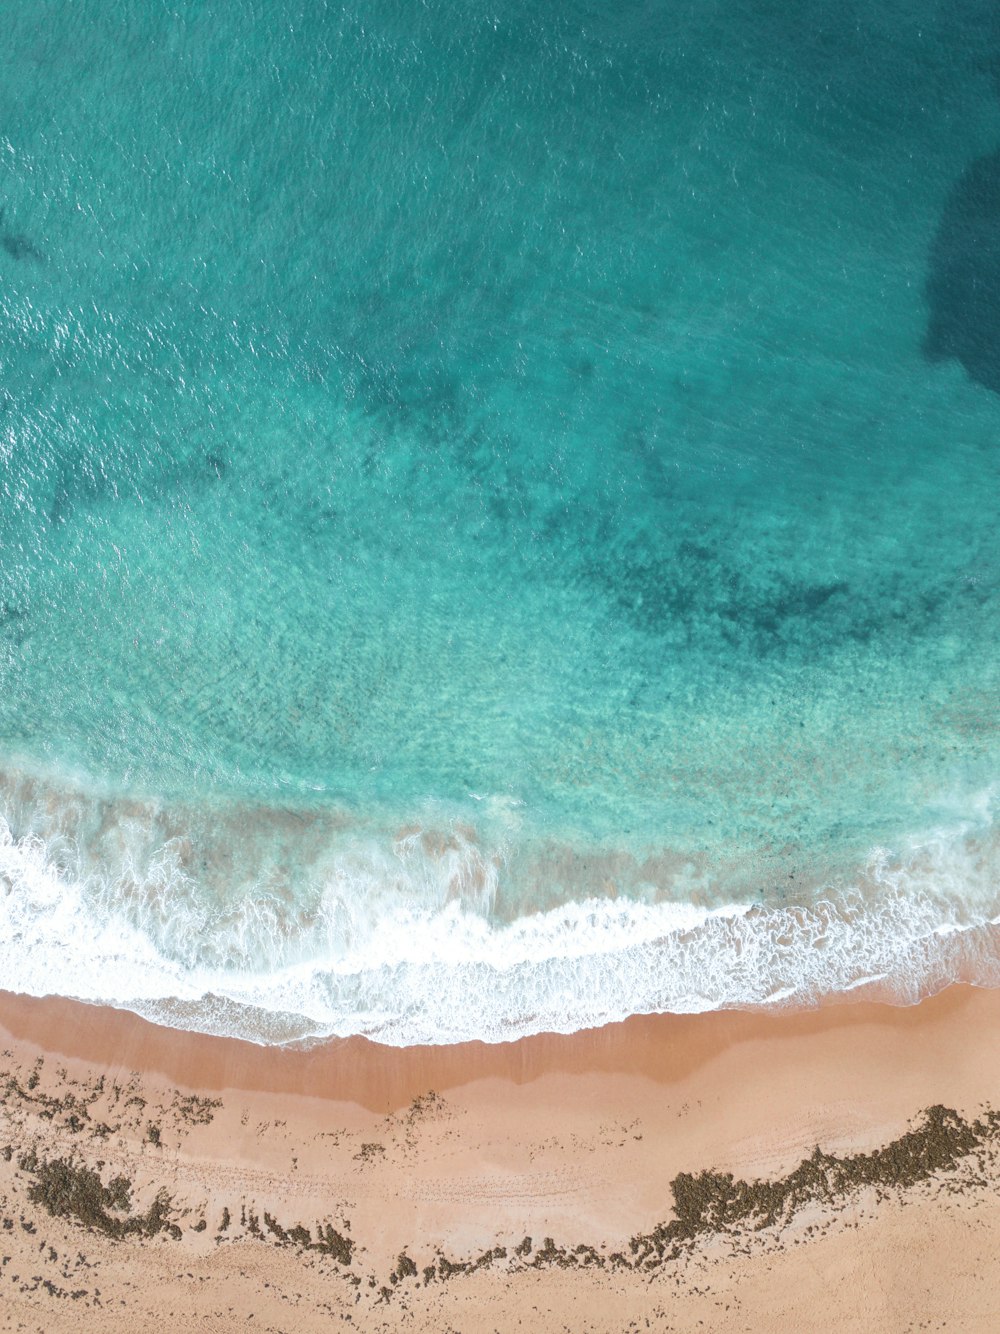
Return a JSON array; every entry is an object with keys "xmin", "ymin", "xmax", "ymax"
[
  {"xmin": 426, "ymin": 1105, "xmax": 1000, "ymax": 1282},
  {"xmin": 171, "ymin": 1092, "xmax": 222, "ymax": 1126},
  {"xmin": 628, "ymin": 1104, "xmax": 998, "ymax": 1266},
  {"xmin": 17, "ymin": 1153, "xmax": 176, "ymax": 1242}
]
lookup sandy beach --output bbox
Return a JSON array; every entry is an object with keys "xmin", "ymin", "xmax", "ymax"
[{"xmin": 0, "ymin": 985, "xmax": 996, "ymax": 1331}]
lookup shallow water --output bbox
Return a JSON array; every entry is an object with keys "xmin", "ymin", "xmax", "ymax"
[{"xmin": 0, "ymin": 0, "xmax": 998, "ymax": 1043}]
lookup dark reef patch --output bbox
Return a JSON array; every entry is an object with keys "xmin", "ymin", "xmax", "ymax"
[
  {"xmin": 924, "ymin": 147, "xmax": 1000, "ymax": 395},
  {"xmin": 0, "ymin": 601, "xmax": 29, "ymax": 646},
  {"xmin": 588, "ymin": 535, "xmax": 859, "ymax": 657},
  {"xmin": 0, "ymin": 210, "xmax": 44, "ymax": 264},
  {"xmin": 47, "ymin": 443, "xmax": 230, "ymax": 527}
]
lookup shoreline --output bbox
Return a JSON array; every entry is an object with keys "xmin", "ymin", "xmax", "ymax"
[
  {"xmin": 0, "ymin": 979, "xmax": 995, "ymax": 1110},
  {"xmin": 1, "ymin": 984, "xmax": 999, "ymax": 1329}
]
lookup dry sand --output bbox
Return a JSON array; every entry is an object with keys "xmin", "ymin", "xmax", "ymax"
[{"xmin": 0, "ymin": 984, "xmax": 998, "ymax": 1331}]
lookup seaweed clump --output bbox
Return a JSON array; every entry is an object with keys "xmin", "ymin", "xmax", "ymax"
[
  {"xmin": 243, "ymin": 1209, "xmax": 354, "ymax": 1264},
  {"xmin": 420, "ymin": 1105, "xmax": 1000, "ymax": 1284},
  {"xmin": 629, "ymin": 1104, "xmax": 999, "ymax": 1266},
  {"xmin": 18, "ymin": 1152, "xmax": 176, "ymax": 1241}
]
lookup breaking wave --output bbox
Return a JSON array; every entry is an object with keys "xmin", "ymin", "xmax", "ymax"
[{"xmin": 0, "ymin": 781, "xmax": 998, "ymax": 1046}]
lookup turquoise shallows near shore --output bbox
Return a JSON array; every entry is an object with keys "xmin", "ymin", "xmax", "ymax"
[{"xmin": 0, "ymin": 0, "xmax": 999, "ymax": 1043}]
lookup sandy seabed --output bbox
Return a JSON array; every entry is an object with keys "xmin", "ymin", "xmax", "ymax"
[{"xmin": 0, "ymin": 984, "xmax": 997, "ymax": 1332}]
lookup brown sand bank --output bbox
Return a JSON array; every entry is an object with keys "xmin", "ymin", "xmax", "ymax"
[{"xmin": 0, "ymin": 985, "xmax": 998, "ymax": 1331}]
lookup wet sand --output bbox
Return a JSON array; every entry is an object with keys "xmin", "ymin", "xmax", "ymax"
[{"xmin": 0, "ymin": 984, "xmax": 998, "ymax": 1331}]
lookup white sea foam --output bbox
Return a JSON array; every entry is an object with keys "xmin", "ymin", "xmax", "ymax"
[{"xmin": 1, "ymin": 796, "xmax": 999, "ymax": 1046}]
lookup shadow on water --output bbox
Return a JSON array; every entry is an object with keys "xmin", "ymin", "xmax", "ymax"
[{"xmin": 924, "ymin": 146, "xmax": 1000, "ymax": 395}]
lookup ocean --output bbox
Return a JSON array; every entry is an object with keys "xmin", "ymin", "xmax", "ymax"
[{"xmin": 1, "ymin": 0, "xmax": 998, "ymax": 1045}]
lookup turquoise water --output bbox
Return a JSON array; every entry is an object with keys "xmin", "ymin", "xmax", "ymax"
[{"xmin": 0, "ymin": 0, "xmax": 999, "ymax": 1043}]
